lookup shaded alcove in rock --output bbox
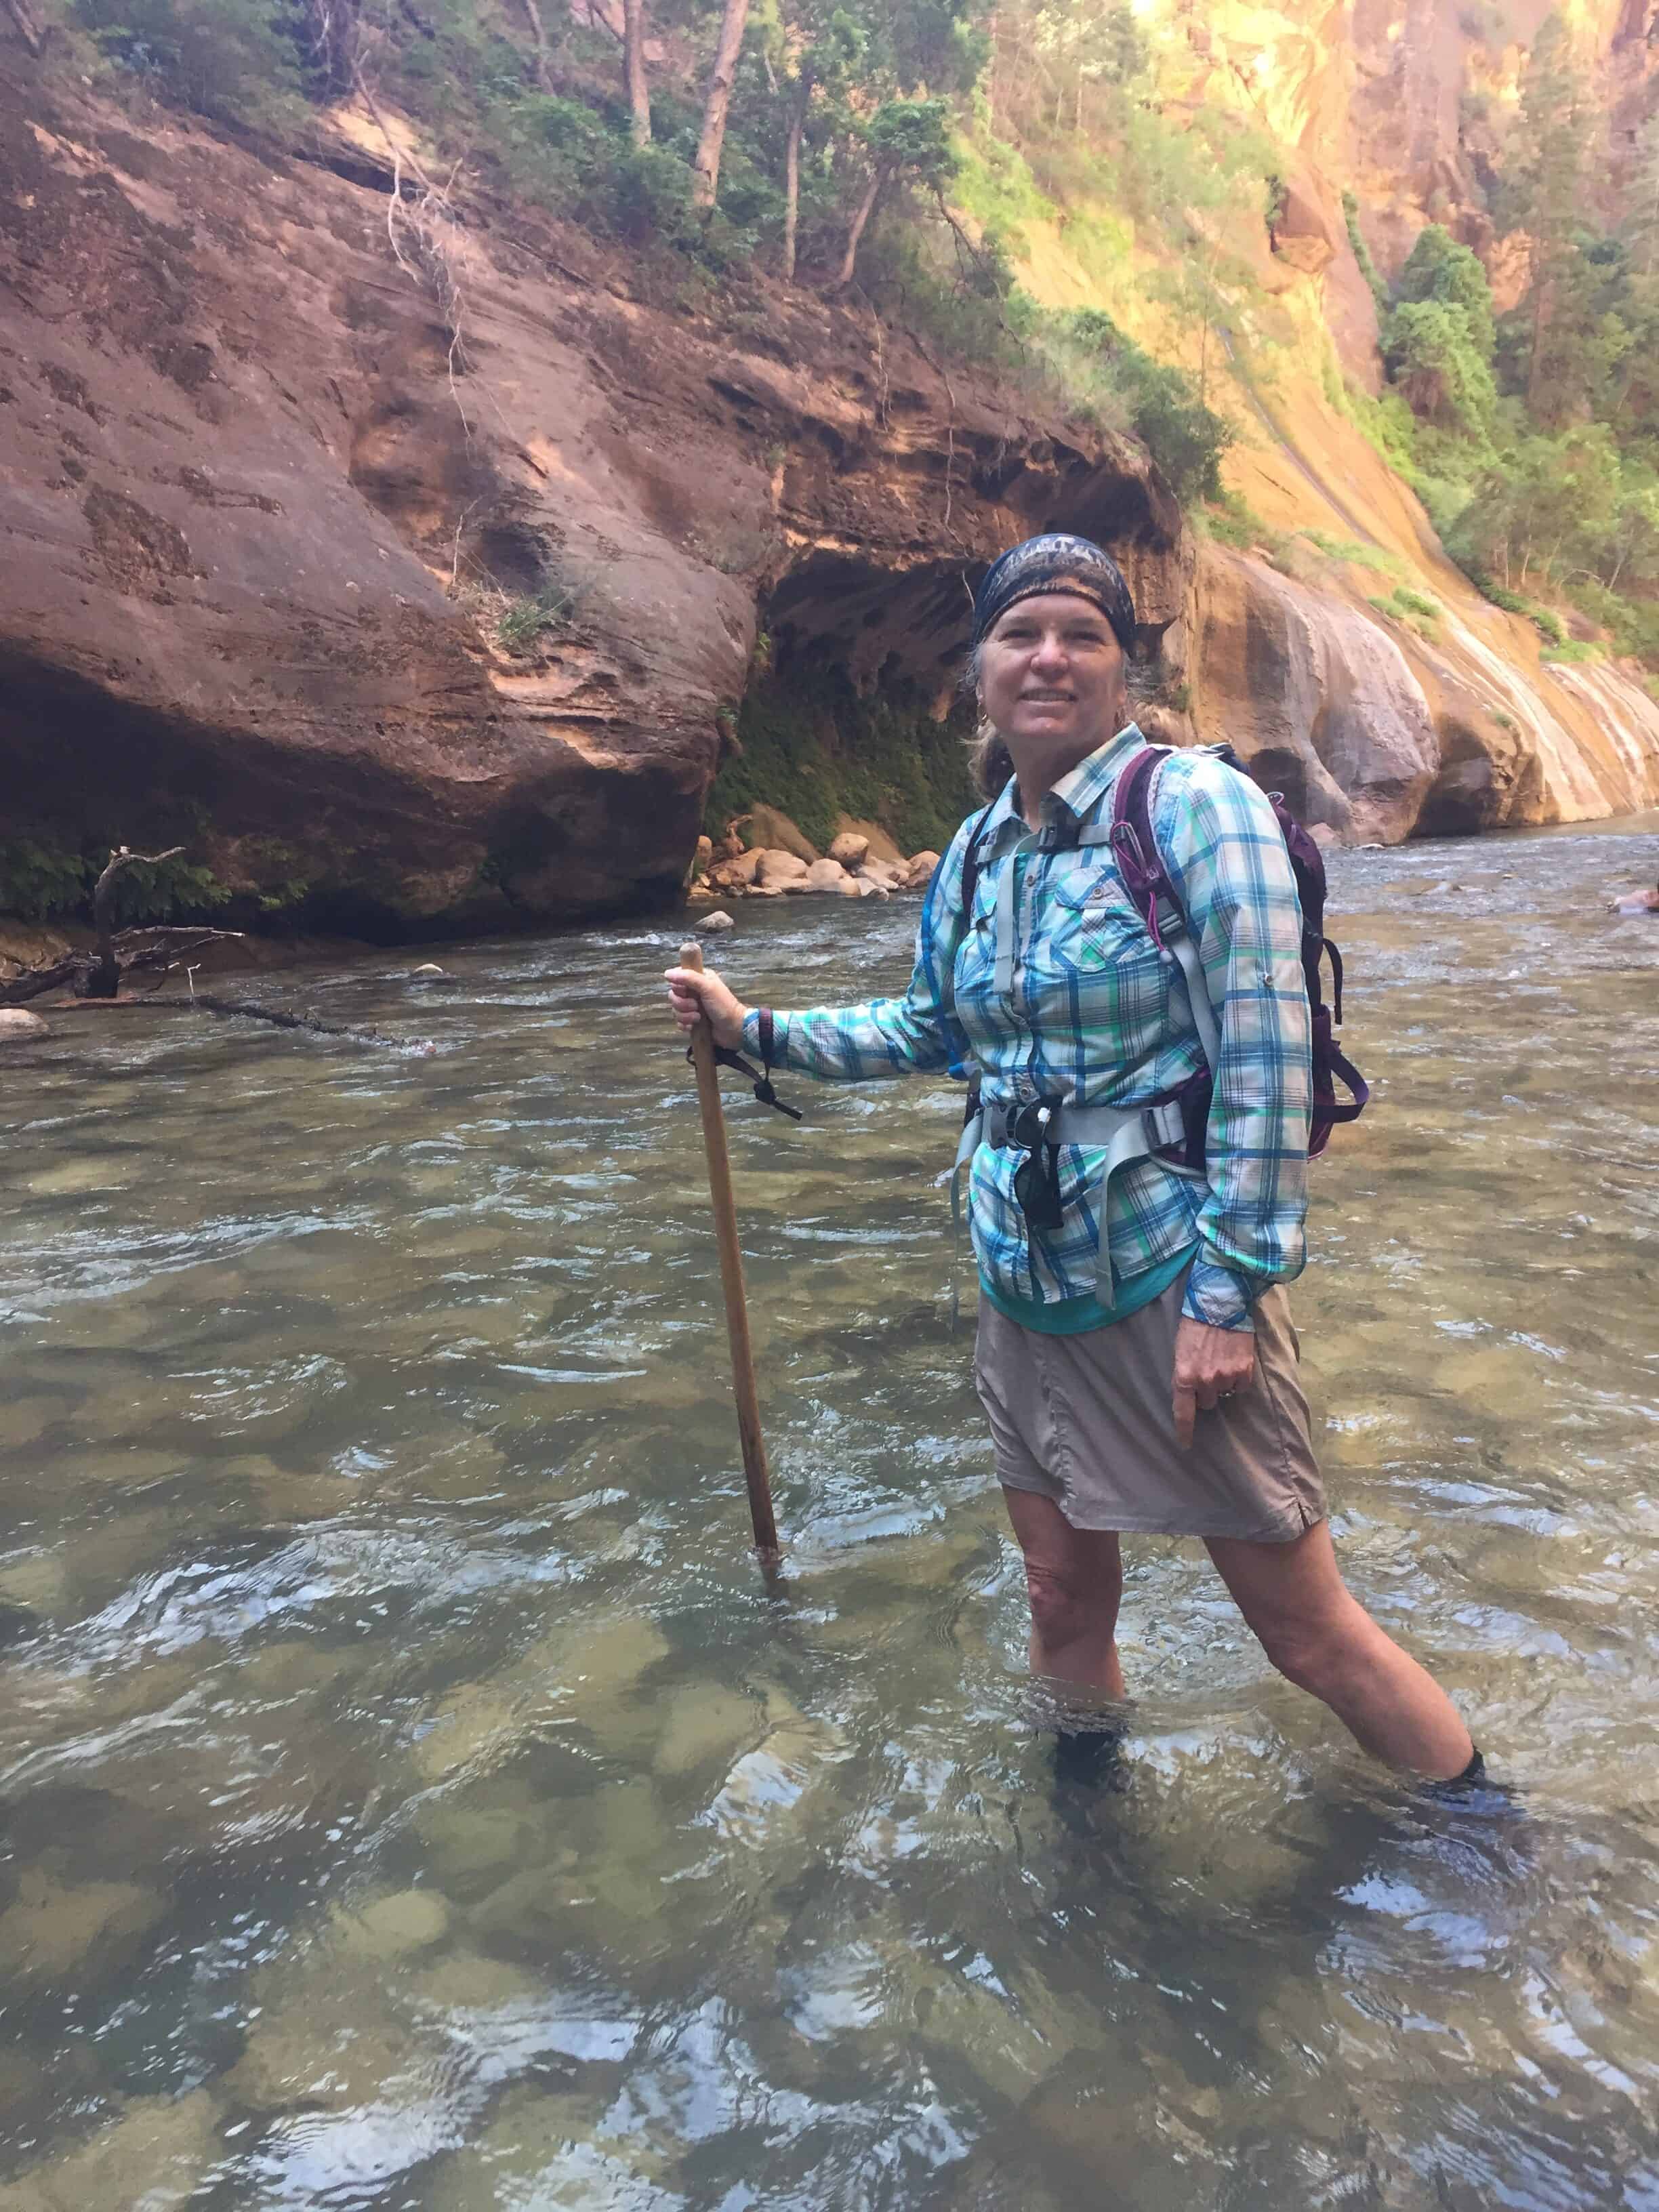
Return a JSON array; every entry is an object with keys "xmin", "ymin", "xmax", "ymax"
[
  {"xmin": 764, "ymin": 552, "xmax": 979, "ymax": 703},
  {"xmin": 0, "ymin": 651, "xmax": 572, "ymax": 944}
]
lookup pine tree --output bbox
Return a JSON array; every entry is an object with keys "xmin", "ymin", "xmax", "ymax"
[
  {"xmin": 1623, "ymin": 112, "xmax": 1659, "ymax": 281},
  {"xmin": 1504, "ymin": 12, "xmax": 1593, "ymax": 421}
]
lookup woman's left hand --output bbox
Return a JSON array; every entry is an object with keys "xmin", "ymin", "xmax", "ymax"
[{"xmin": 1172, "ymin": 1318, "xmax": 1257, "ymax": 1449}]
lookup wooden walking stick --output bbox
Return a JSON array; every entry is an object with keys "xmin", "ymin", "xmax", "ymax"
[{"xmin": 679, "ymin": 941, "xmax": 780, "ymax": 1561}]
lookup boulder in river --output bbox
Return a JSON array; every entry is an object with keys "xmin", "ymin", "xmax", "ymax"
[
  {"xmin": 714, "ymin": 850, "xmax": 764, "ymax": 889},
  {"xmin": 856, "ymin": 857, "xmax": 905, "ymax": 890},
  {"xmin": 0, "ymin": 1010, "xmax": 48, "ymax": 1042},
  {"xmin": 828, "ymin": 832, "xmax": 869, "ymax": 869},
  {"xmin": 801, "ymin": 858, "xmax": 855, "ymax": 895},
  {"xmin": 754, "ymin": 850, "xmax": 809, "ymax": 890},
  {"xmin": 743, "ymin": 806, "xmax": 819, "ymax": 863},
  {"xmin": 699, "ymin": 909, "xmax": 735, "ymax": 931}
]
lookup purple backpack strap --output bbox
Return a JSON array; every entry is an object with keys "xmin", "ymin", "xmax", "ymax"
[
  {"xmin": 1109, "ymin": 744, "xmax": 1177, "ymax": 943},
  {"xmin": 1105, "ymin": 745, "xmax": 1212, "ymax": 1170}
]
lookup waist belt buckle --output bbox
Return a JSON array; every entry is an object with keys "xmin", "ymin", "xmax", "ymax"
[
  {"xmin": 1142, "ymin": 1104, "xmax": 1168, "ymax": 1154},
  {"xmin": 1006, "ymin": 1099, "xmax": 1057, "ymax": 1151}
]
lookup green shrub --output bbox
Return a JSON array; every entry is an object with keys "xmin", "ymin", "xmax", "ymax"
[
  {"xmin": 1052, "ymin": 309, "xmax": 1233, "ymax": 504},
  {"xmin": 1368, "ymin": 588, "xmax": 1441, "ymax": 640},
  {"xmin": 0, "ymin": 839, "xmax": 93, "ymax": 922},
  {"xmin": 1393, "ymin": 587, "xmax": 1442, "ymax": 622},
  {"xmin": 71, "ymin": 0, "xmax": 304, "ymax": 126},
  {"xmin": 1342, "ymin": 188, "xmax": 1389, "ymax": 316},
  {"xmin": 707, "ymin": 668, "xmax": 978, "ymax": 856},
  {"xmin": 1202, "ymin": 492, "xmax": 1290, "ymax": 561},
  {"xmin": 1479, "ymin": 581, "xmax": 1530, "ymax": 613},
  {"xmin": 1299, "ymin": 529, "xmax": 1400, "ymax": 575},
  {"xmin": 0, "ymin": 838, "xmax": 230, "ymax": 923},
  {"xmin": 495, "ymin": 576, "xmax": 583, "ymax": 652}
]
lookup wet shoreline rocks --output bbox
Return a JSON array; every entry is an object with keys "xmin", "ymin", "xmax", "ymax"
[{"xmin": 690, "ymin": 814, "xmax": 939, "ymax": 905}]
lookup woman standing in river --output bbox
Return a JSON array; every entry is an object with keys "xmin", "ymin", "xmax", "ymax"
[{"xmin": 668, "ymin": 533, "xmax": 1480, "ymax": 1785}]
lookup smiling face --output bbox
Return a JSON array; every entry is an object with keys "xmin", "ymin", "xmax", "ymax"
[{"xmin": 977, "ymin": 589, "xmax": 1129, "ymax": 757}]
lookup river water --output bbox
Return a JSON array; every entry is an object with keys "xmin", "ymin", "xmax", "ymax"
[{"xmin": 2, "ymin": 817, "xmax": 1658, "ymax": 2210}]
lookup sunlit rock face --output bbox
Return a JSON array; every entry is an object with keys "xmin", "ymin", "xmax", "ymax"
[
  {"xmin": 1097, "ymin": 0, "xmax": 1659, "ymax": 840},
  {"xmin": 3, "ymin": 9, "xmax": 1658, "ymax": 930}
]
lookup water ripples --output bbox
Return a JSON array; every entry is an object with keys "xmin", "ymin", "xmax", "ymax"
[{"xmin": 1, "ymin": 815, "xmax": 1658, "ymax": 2206}]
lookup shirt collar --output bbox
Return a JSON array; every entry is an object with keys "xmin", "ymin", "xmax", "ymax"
[{"xmin": 982, "ymin": 721, "xmax": 1145, "ymax": 852}]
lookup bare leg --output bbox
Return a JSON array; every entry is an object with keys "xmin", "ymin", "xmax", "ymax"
[
  {"xmin": 1206, "ymin": 1521, "xmax": 1473, "ymax": 1780},
  {"xmin": 1002, "ymin": 1488, "xmax": 1125, "ymax": 1696}
]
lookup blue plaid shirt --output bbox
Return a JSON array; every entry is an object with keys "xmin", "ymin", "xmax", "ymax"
[{"xmin": 741, "ymin": 724, "xmax": 1311, "ymax": 1332}]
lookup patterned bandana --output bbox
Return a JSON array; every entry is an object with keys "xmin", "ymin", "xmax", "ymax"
[{"xmin": 970, "ymin": 533, "xmax": 1136, "ymax": 652}]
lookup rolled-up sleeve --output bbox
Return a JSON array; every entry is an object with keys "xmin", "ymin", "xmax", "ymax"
[
  {"xmin": 1157, "ymin": 762, "xmax": 1311, "ymax": 1332},
  {"xmin": 739, "ymin": 821, "xmax": 975, "ymax": 1080}
]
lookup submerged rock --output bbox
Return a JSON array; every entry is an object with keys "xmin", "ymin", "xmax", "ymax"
[
  {"xmin": 7, "ymin": 2089, "xmax": 220, "ymax": 2212},
  {"xmin": 651, "ymin": 1682, "xmax": 761, "ymax": 1778},
  {"xmin": 426, "ymin": 2085, "xmax": 672, "ymax": 2212},
  {"xmin": 331, "ymin": 1886, "xmax": 453, "ymax": 1962},
  {"xmin": 0, "ymin": 1868, "xmax": 163, "ymax": 1986}
]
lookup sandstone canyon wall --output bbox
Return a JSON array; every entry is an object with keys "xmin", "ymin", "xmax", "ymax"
[
  {"xmin": 1054, "ymin": 0, "xmax": 1659, "ymax": 844},
  {"xmin": 0, "ymin": 57, "xmax": 1182, "ymax": 935},
  {"xmin": 3, "ymin": 4, "xmax": 1659, "ymax": 938}
]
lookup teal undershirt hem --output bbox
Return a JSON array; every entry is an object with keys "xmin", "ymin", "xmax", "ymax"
[{"xmin": 979, "ymin": 1242, "xmax": 1197, "ymax": 1336}]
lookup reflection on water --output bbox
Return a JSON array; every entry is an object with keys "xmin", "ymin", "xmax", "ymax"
[{"xmin": 2, "ymin": 817, "xmax": 1658, "ymax": 2209}]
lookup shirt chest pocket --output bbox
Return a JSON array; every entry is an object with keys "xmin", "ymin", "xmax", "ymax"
[{"xmin": 1044, "ymin": 860, "xmax": 1147, "ymax": 974}]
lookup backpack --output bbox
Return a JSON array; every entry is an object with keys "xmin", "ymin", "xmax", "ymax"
[{"xmin": 955, "ymin": 740, "xmax": 1368, "ymax": 1164}]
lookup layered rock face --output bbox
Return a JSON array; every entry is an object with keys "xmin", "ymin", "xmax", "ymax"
[
  {"xmin": 1181, "ymin": 545, "xmax": 1659, "ymax": 844},
  {"xmin": 0, "ymin": 63, "xmax": 1181, "ymax": 933},
  {"xmin": 1120, "ymin": 0, "xmax": 1659, "ymax": 841},
  {"xmin": 4, "ymin": 16, "xmax": 1659, "ymax": 939}
]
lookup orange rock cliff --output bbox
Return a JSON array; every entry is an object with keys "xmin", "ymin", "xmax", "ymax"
[{"xmin": 2, "ymin": 4, "xmax": 1658, "ymax": 936}]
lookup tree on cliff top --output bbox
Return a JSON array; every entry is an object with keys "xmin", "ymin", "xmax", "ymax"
[
  {"xmin": 1622, "ymin": 113, "xmax": 1659, "ymax": 281},
  {"xmin": 1502, "ymin": 10, "xmax": 1593, "ymax": 422},
  {"xmin": 693, "ymin": 0, "xmax": 752, "ymax": 205},
  {"xmin": 836, "ymin": 96, "xmax": 954, "ymax": 288},
  {"xmin": 768, "ymin": 0, "xmax": 868, "ymax": 281}
]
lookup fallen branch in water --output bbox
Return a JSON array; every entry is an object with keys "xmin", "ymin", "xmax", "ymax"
[
  {"xmin": 0, "ymin": 925, "xmax": 245, "ymax": 1008},
  {"xmin": 155, "ymin": 994, "xmax": 433, "ymax": 1052}
]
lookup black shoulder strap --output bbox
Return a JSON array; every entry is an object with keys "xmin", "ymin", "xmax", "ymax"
[{"xmin": 956, "ymin": 802, "xmax": 996, "ymax": 918}]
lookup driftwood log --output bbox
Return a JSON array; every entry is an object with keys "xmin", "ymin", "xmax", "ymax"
[
  {"xmin": 0, "ymin": 925, "xmax": 245, "ymax": 1007},
  {"xmin": 0, "ymin": 844, "xmax": 246, "ymax": 1006},
  {"xmin": 157, "ymin": 994, "xmax": 425, "ymax": 1050}
]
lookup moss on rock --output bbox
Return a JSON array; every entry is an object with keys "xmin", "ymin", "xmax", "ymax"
[{"xmin": 707, "ymin": 670, "xmax": 979, "ymax": 858}]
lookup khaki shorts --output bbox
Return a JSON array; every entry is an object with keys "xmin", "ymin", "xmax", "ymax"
[{"xmin": 974, "ymin": 1271, "xmax": 1328, "ymax": 1542}]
